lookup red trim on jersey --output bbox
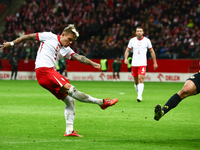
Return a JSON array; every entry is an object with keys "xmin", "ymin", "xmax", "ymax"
[
  {"xmin": 127, "ymin": 47, "xmax": 131, "ymax": 50},
  {"xmin": 137, "ymin": 36, "xmax": 144, "ymax": 41},
  {"xmin": 39, "ymin": 42, "xmax": 44, "ymax": 53},
  {"xmin": 149, "ymin": 47, "xmax": 153, "ymax": 50},
  {"xmin": 36, "ymin": 33, "xmax": 39, "ymax": 41},
  {"xmin": 70, "ymin": 53, "xmax": 75, "ymax": 56},
  {"xmin": 57, "ymin": 35, "xmax": 63, "ymax": 46},
  {"xmin": 64, "ymin": 53, "xmax": 75, "ymax": 59}
]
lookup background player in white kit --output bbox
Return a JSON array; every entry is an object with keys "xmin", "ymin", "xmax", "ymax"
[
  {"xmin": 124, "ymin": 26, "xmax": 158, "ymax": 102},
  {"xmin": 0, "ymin": 24, "xmax": 118, "ymax": 137}
]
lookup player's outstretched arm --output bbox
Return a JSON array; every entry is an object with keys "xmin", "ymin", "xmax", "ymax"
[
  {"xmin": 71, "ymin": 53, "xmax": 100, "ymax": 69},
  {"xmin": 0, "ymin": 33, "xmax": 37, "ymax": 51}
]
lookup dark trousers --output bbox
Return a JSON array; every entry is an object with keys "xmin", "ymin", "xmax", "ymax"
[{"xmin": 11, "ymin": 66, "xmax": 18, "ymax": 79}]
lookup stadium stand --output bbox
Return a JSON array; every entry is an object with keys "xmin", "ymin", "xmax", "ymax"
[{"xmin": 0, "ymin": 0, "xmax": 200, "ymax": 60}]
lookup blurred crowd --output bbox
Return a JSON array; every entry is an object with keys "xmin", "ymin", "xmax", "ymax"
[{"xmin": 0, "ymin": 0, "xmax": 200, "ymax": 60}]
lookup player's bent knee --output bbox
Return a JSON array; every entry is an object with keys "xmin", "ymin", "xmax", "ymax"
[
  {"xmin": 63, "ymin": 83, "xmax": 72, "ymax": 89},
  {"xmin": 59, "ymin": 83, "xmax": 72, "ymax": 93}
]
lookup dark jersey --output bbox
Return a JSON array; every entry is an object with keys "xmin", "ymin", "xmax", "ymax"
[{"xmin": 112, "ymin": 60, "xmax": 121, "ymax": 72}]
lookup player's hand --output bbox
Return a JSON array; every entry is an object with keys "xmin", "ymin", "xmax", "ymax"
[
  {"xmin": 0, "ymin": 42, "xmax": 12, "ymax": 51},
  {"xmin": 124, "ymin": 59, "xmax": 128, "ymax": 64},
  {"xmin": 153, "ymin": 63, "xmax": 158, "ymax": 70},
  {"xmin": 93, "ymin": 62, "xmax": 101, "ymax": 70}
]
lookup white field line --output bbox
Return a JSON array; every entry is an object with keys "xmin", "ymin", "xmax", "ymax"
[{"xmin": 3, "ymin": 138, "xmax": 200, "ymax": 144}]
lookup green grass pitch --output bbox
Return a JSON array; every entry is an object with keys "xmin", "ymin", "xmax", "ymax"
[{"xmin": 0, "ymin": 80, "xmax": 199, "ymax": 150}]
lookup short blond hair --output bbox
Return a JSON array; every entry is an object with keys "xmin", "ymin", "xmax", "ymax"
[{"xmin": 63, "ymin": 24, "xmax": 79, "ymax": 40}]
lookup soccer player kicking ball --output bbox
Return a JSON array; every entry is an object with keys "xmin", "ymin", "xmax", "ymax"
[
  {"xmin": 0, "ymin": 24, "xmax": 118, "ymax": 137},
  {"xmin": 154, "ymin": 71, "xmax": 200, "ymax": 121}
]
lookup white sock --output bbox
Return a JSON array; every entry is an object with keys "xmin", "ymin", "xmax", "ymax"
[
  {"xmin": 66, "ymin": 124, "xmax": 73, "ymax": 135},
  {"xmin": 137, "ymin": 83, "xmax": 144, "ymax": 99},
  {"xmin": 64, "ymin": 96, "xmax": 75, "ymax": 134},
  {"xmin": 68, "ymin": 86, "xmax": 103, "ymax": 105},
  {"xmin": 134, "ymin": 84, "xmax": 138, "ymax": 93}
]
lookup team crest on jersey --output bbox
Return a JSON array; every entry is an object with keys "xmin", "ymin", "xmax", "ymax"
[
  {"xmin": 138, "ymin": 42, "xmax": 141, "ymax": 46},
  {"xmin": 190, "ymin": 76, "xmax": 195, "ymax": 79},
  {"xmin": 55, "ymin": 44, "xmax": 61, "ymax": 52}
]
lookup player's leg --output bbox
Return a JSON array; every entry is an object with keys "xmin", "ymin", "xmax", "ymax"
[
  {"xmin": 14, "ymin": 66, "xmax": 18, "ymax": 80},
  {"xmin": 63, "ymin": 95, "xmax": 75, "ymax": 134},
  {"xmin": 11, "ymin": 67, "xmax": 14, "ymax": 80},
  {"xmin": 36, "ymin": 67, "xmax": 118, "ymax": 137},
  {"xmin": 132, "ymin": 66, "xmax": 139, "ymax": 94},
  {"xmin": 136, "ymin": 66, "xmax": 146, "ymax": 102},
  {"xmin": 36, "ymin": 68, "xmax": 80, "ymax": 136},
  {"xmin": 133, "ymin": 76, "xmax": 138, "ymax": 84},
  {"xmin": 64, "ymin": 69, "xmax": 68, "ymax": 78},
  {"xmin": 62, "ymin": 95, "xmax": 83, "ymax": 137},
  {"xmin": 113, "ymin": 71, "xmax": 116, "ymax": 81},
  {"xmin": 133, "ymin": 76, "xmax": 138, "ymax": 93},
  {"xmin": 163, "ymin": 80, "xmax": 197, "ymax": 114},
  {"xmin": 60, "ymin": 83, "xmax": 103, "ymax": 105},
  {"xmin": 59, "ymin": 83, "xmax": 118, "ymax": 110},
  {"xmin": 178, "ymin": 80, "xmax": 197, "ymax": 99},
  {"xmin": 137, "ymin": 74, "xmax": 145, "ymax": 102},
  {"xmin": 37, "ymin": 68, "xmax": 118, "ymax": 110},
  {"xmin": 117, "ymin": 71, "xmax": 120, "ymax": 81},
  {"xmin": 154, "ymin": 80, "xmax": 197, "ymax": 121},
  {"xmin": 59, "ymin": 68, "xmax": 64, "ymax": 75}
]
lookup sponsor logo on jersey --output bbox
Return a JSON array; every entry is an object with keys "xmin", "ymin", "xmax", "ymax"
[{"xmin": 164, "ymin": 106, "xmax": 169, "ymax": 109}]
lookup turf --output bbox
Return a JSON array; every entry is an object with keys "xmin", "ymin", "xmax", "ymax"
[{"xmin": 0, "ymin": 80, "xmax": 199, "ymax": 150}]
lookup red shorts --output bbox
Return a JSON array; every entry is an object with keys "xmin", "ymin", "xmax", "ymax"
[
  {"xmin": 131, "ymin": 66, "xmax": 146, "ymax": 77},
  {"xmin": 36, "ymin": 67, "xmax": 70, "ymax": 99}
]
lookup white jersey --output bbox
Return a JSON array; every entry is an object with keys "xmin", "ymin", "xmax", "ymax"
[
  {"xmin": 35, "ymin": 32, "xmax": 75, "ymax": 69},
  {"xmin": 127, "ymin": 36, "xmax": 152, "ymax": 66}
]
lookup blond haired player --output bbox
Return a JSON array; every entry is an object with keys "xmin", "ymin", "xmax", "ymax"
[
  {"xmin": 0, "ymin": 24, "xmax": 118, "ymax": 137},
  {"xmin": 124, "ymin": 26, "xmax": 158, "ymax": 102}
]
